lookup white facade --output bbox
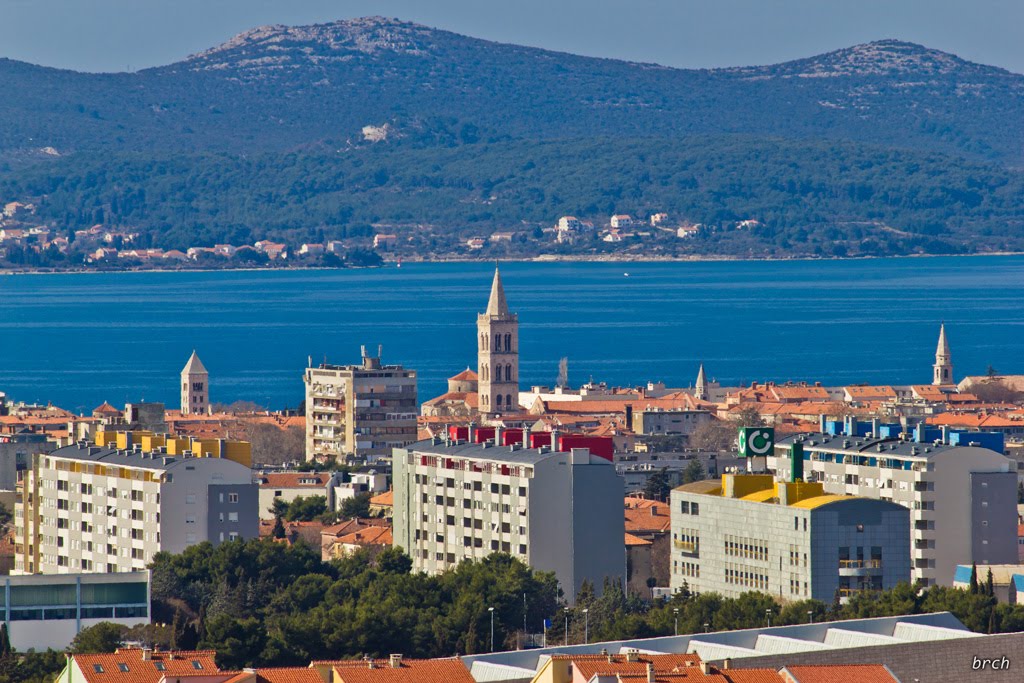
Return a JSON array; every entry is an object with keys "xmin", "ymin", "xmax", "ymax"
[
  {"xmin": 393, "ymin": 436, "xmax": 624, "ymax": 602},
  {"xmin": 16, "ymin": 444, "xmax": 257, "ymax": 575}
]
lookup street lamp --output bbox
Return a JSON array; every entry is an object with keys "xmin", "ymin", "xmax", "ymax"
[
  {"xmin": 807, "ymin": 610, "xmax": 814, "ymax": 624},
  {"xmin": 703, "ymin": 622, "xmax": 710, "ymax": 633},
  {"xmin": 765, "ymin": 609, "xmax": 772, "ymax": 628},
  {"xmin": 673, "ymin": 608, "xmax": 679, "ymax": 636},
  {"xmin": 582, "ymin": 608, "xmax": 589, "ymax": 644},
  {"xmin": 488, "ymin": 607, "xmax": 495, "ymax": 652}
]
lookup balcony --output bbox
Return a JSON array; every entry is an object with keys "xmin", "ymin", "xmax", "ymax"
[
  {"xmin": 673, "ymin": 540, "xmax": 698, "ymax": 556},
  {"xmin": 838, "ymin": 559, "xmax": 883, "ymax": 576}
]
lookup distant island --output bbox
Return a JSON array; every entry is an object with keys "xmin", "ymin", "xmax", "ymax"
[{"xmin": 1, "ymin": 17, "xmax": 1023, "ymax": 269}]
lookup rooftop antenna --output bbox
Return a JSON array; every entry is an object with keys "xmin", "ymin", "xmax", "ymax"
[
  {"xmin": 378, "ymin": 344, "xmax": 383, "ymax": 359},
  {"xmin": 308, "ymin": 355, "xmax": 312, "ymax": 368}
]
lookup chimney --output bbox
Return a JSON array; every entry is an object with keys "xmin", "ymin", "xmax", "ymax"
[
  {"xmin": 699, "ymin": 662, "xmax": 711, "ymax": 675},
  {"xmin": 646, "ymin": 663, "xmax": 655, "ymax": 683},
  {"xmin": 650, "ymin": 506, "xmax": 657, "ymax": 517},
  {"xmin": 819, "ymin": 414, "xmax": 827, "ymax": 433},
  {"xmin": 495, "ymin": 426, "xmax": 503, "ymax": 446},
  {"xmin": 722, "ymin": 659, "xmax": 731, "ymax": 671},
  {"xmin": 389, "ymin": 654, "xmax": 403, "ymax": 669},
  {"xmin": 141, "ymin": 649, "xmax": 152, "ymax": 661},
  {"xmin": 625, "ymin": 649, "xmax": 639, "ymax": 663},
  {"xmin": 550, "ymin": 429, "xmax": 561, "ymax": 452}
]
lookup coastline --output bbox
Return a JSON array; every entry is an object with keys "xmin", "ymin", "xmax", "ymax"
[{"xmin": 3, "ymin": 250, "xmax": 1024, "ymax": 276}]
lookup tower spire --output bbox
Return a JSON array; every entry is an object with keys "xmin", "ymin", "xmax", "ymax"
[
  {"xmin": 932, "ymin": 323, "xmax": 953, "ymax": 386},
  {"xmin": 485, "ymin": 266, "xmax": 509, "ymax": 316},
  {"xmin": 695, "ymin": 363, "xmax": 708, "ymax": 401}
]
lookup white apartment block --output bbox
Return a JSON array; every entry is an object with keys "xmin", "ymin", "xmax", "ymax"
[
  {"xmin": 15, "ymin": 442, "xmax": 257, "ymax": 575},
  {"xmin": 768, "ymin": 429, "xmax": 1017, "ymax": 587},
  {"xmin": 393, "ymin": 432, "xmax": 624, "ymax": 603},
  {"xmin": 304, "ymin": 348, "xmax": 417, "ymax": 463}
]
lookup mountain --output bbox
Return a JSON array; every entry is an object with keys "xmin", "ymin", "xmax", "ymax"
[
  {"xmin": 1, "ymin": 18, "xmax": 1024, "ymax": 262},
  {"xmin": 0, "ymin": 18, "xmax": 1022, "ymax": 162}
]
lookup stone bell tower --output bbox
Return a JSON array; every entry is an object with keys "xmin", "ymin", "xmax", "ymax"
[{"xmin": 477, "ymin": 268, "xmax": 519, "ymax": 417}]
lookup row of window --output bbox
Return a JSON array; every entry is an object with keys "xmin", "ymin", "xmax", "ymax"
[
  {"xmin": 724, "ymin": 535, "xmax": 768, "ymax": 562},
  {"xmin": 725, "ymin": 566, "xmax": 768, "ymax": 591},
  {"xmin": 679, "ymin": 500, "xmax": 700, "ymax": 516},
  {"xmin": 674, "ymin": 560, "xmax": 700, "ymax": 578}
]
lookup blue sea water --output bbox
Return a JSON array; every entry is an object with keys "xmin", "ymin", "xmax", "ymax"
[{"xmin": 1, "ymin": 257, "xmax": 1023, "ymax": 412}]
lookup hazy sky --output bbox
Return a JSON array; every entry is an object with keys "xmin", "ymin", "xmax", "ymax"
[{"xmin": 2, "ymin": 0, "xmax": 1022, "ymax": 74}]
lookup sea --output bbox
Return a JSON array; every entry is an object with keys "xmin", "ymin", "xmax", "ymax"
[{"xmin": 2, "ymin": 256, "xmax": 1024, "ymax": 413}]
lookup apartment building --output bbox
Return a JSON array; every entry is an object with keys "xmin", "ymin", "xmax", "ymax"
[
  {"xmin": 393, "ymin": 430, "xmax": 624, "ymax": 602},
  {"xmin": 304, "ymin": 347, "xmax": 417, "ymax": 463},
  {"xmin": 768, "ymin": 423, "xmax": 1017, "ymax": 586},
  {"xmin": 670, "ymin": 474, "xmax": 910, "ymax": 603},
  {"xmin": 15, "ymin": 435, "xmax": 257, "ymax": 575}
]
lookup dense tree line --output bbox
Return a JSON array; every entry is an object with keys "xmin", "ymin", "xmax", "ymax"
[
  {"xmin": 4, "ymin": 134, "xmax": 1024, "ymax": 258},
  {"xmin": 14, "ymin": 540, "xmax": 1024, "ymax": 678}
]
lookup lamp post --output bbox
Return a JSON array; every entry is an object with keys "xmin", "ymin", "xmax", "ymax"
[
  {"xmin": 673, "ymin": 608, "xmax": 679, "ymax": 636},
  {"xmin": 765, "ymin": 609, "xmax": 772, "ymax": 628},
  {"xmin": 489, "ymin": 607, "xmax": 495, "ymax": 652},
  {"xmin": 807, "ymin": 610, "xmax": 814, "ymax": 624},
  {"xmin": 703, "ymin": 622, "xmax": 710, "ymax": 633},
  {"xmin": 582, "ymin": 608, "xmax": 589, "ymax": 644}
]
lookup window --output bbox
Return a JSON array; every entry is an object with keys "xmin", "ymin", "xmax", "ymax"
[
  {"xmin": 185, "ymin": 494, "xmax": 196, "ymax": 504},
  {"xmin": 154, "ymin": 663, "xmax": 166, "ymax": 672},
  {"xmin": 117, "ymin": 664, "xmax": 130, "ymax": 673},
  {"xmin": 228, "ymin": 493, "xmax": 239, "ymax": 503},
  {"xmin": 93, "ymin": 665, "xmax": 105, "ymax": 674},
  {"xmin": 191, "ymin": 662, "xmax": 204, "ymax": 670},
  {"xmin": 690, "ymin": 503, "xmax": 699, "ymax": 516},
  {"xmin": 228, "ymin": 512, "xmax": 238, "ymax": 522}
]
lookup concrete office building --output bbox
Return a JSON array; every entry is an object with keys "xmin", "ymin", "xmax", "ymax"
[
  {"xmin": 0, "ymin": 571, "xmax": 150, "ymax": 651},
  {"xmin": 393, "ymin": 430, "xmax": 624, "ymax": 602},
  {"xmin": 15, "ymin": 436, "xmax": 257, "ymax": 575},
  {"xmin": 304, "ymin": 347, "xmax": 417, "ymax": 464},
  {"xmin": 631, "ymin": 408, "xmax": 712, "ymax": 437},
  {"xmin": 670, "ymin": 474, "xmax": 910, "ymax": 603},
  {"xmin": 768, "ymin": 422, "xmax": 1018, "ymax": 586}
]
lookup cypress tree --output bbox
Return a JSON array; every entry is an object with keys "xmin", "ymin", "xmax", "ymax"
[{"xmin": 969, "ymin": 563, "xmax": 979, "ymax": 594}]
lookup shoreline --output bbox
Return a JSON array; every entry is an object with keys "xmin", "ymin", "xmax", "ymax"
[{"xmin": 3, "ymin": 250, "xmax": 1024, "ymax": 276}]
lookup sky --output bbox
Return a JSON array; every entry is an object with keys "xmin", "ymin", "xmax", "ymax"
[{"xmin": 1, "ymin": 0, "xmax": 1022, "ymax": 74}]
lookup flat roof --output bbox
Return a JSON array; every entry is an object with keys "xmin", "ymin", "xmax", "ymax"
[
  {"xmin": 402, "ymin": 439, "xmax": 566, "ymax": 466},
  {"xmin": 47, "ymin": 443, "xmax": 237, "ymax": 471},
  {"xmin": 776, "ymin": 432, "xmax": 961, "ymax": 459}
]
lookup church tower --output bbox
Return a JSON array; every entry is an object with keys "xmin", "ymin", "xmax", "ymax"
[
  {"xmin": 181, "ymin": 350, "xmax": 209, "ymax": 415},
  {"xmin": 695, "ymin": 363, "xmax": 708, "ymax": 401},
  {"xmin": 477, "ymin": 268, "xmax": 519, "ymax": 417},
  {"xmin": 932, "ymin": 324, "xmax": 953, "ymax": 386}
]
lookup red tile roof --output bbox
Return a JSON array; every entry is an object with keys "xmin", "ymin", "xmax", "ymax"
[
  {"xmin": 562, "ymin": 654, "xmax": 702, "ymax": 680},
  {"xmin": 370, "ymin": 490, "xmax": 394, "ymax": 507},
  {"xmin": 780, "ymin": 665, "xmax": 897, "ymax": 683},
  {"xmin": 624, "ymin": 497, "xmax": 672, "ymax": 533},
  {"xmin": 335, "ymin": 526, "xmax": 393, "ymax": 546},
  {"xmin": 321, "ymin": 659, "xmax": 474, "ymax": 683},
  {"xmin": 93, "ymin": 401, "xmax": 122, "ymax": 415},
  {"xmin": 625, "ymin": 532, "xmax": 652, "ymax": 546},
  {"xmin": 73, "ymin": 649, "xmax": 218, "ymax": 683},
  {"xmin": 449, "ymin": 369, "xmax": 479, "ymax": 382},
  {"xmin": 258, "ymin": 473, "xmax": 331, "ymax": 488}
]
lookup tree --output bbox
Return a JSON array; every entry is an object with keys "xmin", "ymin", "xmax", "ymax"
[
  {"xmin": 284, "ymin": 495, "xmax": 328, "ymax": 522},
  {"xmin": 0, "ymin": 623, "xmax": 10, "ymax": 658},
  {"xmin": 272, "ymin": 515, "xmax": 286, "ymax": 540},
  {"xmin": 733, "ymin": 405, "xmax": 766, "ymax": 428},
  {"xmin": 986, "ymin": 568, "xmax": 995, "ymax": 597},
  {"xmin": 689, "ymin": 419, "xmax": 737, "ymax": 453},
  {"xmin": 0, "ymin": 502, "xmax": 12, "ymax": 532},
  {"xmin": 339, "ymin": 493, "xmax": 371, "ymax": 520},
  {"xmin": 71, "ymin": 622, "xmax": 127, "ymax": 653},
  {"xmin": 268, "ymin": 498, "xmax": 290, "ymax": 520},
  {"xmin": 243, "ymin": 424, "xmax": 305, "ymax": 466},
  {"xmin": 201, "ymin": 615, "xmax": 267, "ymax": 669},
  {"xmin": 643, "ymin": 469, "xmax": 671, "ymax": 501},
  {"xmin": 681, "ymin": 459, "xmax": 706, "ymax": 485},
  {"xmin": 969, "ymin": 563, "xmax": 979, "ymax": 594}
]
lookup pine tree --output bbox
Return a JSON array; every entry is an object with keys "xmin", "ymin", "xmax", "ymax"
[
  {"xmin": 985, "ymin": 568, "xmax": 995, "ymax": 597},
  {"xmin": 272, "ymin": 515, "xmax": 286, "ymax": 540},
  {"xmin": 969, "ymin": 564, "xmax": 979, "ymax": 594},
  {"xmin": 0, "ymin": 622, "xmax": 11, "ymax": 658}
]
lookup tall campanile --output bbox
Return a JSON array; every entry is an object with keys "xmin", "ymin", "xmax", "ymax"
[
  {"xmin": 477, "ymin": 267, "xmax": 519, "ymax": 417},
  {"xmin": 932, "ymin": 323, "xmax": 953, "ymax": 386}
]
